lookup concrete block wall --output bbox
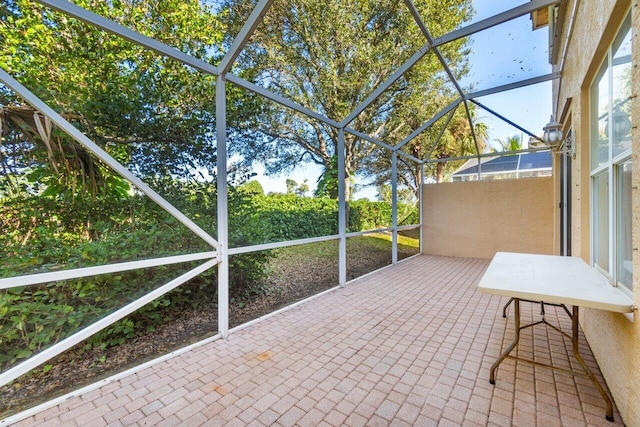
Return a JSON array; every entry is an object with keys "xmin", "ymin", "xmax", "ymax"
[{"xmin": 421, "ymin": 177, "xmax": 555, "ymax": 259}]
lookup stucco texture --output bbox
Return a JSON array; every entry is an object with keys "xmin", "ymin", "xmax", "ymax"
[
  {"xmin": 421, "ymin": 177, "xmax": 554, "ymax": 259},
  {"xmin": 555, "ymin": 1, "xmax": 640, "ymax": 425}
]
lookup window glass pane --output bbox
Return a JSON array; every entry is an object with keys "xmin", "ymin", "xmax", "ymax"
[
  {"xmin": 593, "ymin": 172, "xmax": 609, "ymax": 274},
  {"xmin": 611, "ymin": 17, "xmax": 632, "ymax": 157},
  {"xmin": 591, "ymin": 65, "xmax": 609, "ymax": 170},
  {"xmin": 617, "ymin": 161, "xmax": 633, "ymax": 290}
]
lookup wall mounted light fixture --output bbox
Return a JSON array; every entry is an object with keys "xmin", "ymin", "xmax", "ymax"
[{"xmin": 542, "ymin": 115, "xmax": 564, "ymax": 148}]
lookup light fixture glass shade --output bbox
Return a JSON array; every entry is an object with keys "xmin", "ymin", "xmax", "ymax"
[
  {"xmin": 611, "ymin": 110, "xmax": 631, "ymax": 139},
  {"xmin": 543, "ymin": 115, "xmax": 563, "ymax": 147}
]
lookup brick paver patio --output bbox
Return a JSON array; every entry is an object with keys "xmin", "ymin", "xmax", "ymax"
[{"xmin": 6, "ymin": 255, "xmax": 623, "ymax": 426}]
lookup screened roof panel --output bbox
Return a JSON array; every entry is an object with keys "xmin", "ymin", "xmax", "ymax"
[
  {"xmin": 472, "ymin": 80, "xmax": 552, "ymax": 146},
  {"xmin": 425, "ymin": 0, "xmax": 530, "ymax": 38},
  {"xmin": 455, "ymin": 14, "xmax": 551, "ymax": 93},
  {"xmin": 404, "ymin": 0, "xmax": 474, "ymax": 39},
  {"xmin": 2, "ymin": 0, "xmax": 560, "ymax": 178},
  {"xmin": 398, "ymin": 101, "xmax": 462, "ymax": 160},
  {"xmin": 210, "ymin": 0, "xmax": 260, "ymax": 65},
  {"xmin": 232, "ymin": 0, "xmax": 426, "ymax": 123},
  {"xmin": 349, "ymin": 50, "xmax": 460, "ymax": 146},
  {"xmin": 519, "ymin": 151, "xmax": 553, "ymax": 169},
  {"xmin": 78, "ymin": 0, "xmax": 230, "ymax": 66},
  {"xmin": 466, "ymin": 0, "xmax": 529, "ymax": 26},
  {"xmin": 225, "ymin": 79, "xmax": 338, "ymax": 182},
  {"xmin": 453, "ymin": 151, "xmax": 551, "ymax": 176}
]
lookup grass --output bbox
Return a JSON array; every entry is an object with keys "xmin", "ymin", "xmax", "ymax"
[
  {"xmin": 274, "ymin": 231, "xmax": 419, "ymax": 261},
  {"xmin": 367, "ymin": 231, "xmax": 419, "ymax": 248},
  {"xmin": 269, "ymin": 232, "xmax": 420, "ymax": 288}
]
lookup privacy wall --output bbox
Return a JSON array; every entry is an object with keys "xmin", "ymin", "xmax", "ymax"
[{"xmin": 422, "ymin": 177, "xmax": 555, "ymax": 259}]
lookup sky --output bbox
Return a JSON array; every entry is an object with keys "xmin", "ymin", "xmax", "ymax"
[{"xmin": 252, "ymin": 0, "xmax": 552, "ymax": 199}]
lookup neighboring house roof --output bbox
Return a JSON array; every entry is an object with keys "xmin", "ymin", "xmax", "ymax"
[{"xmin": 452, "ymin": 151, "xmax": 552, "ymax": 178}]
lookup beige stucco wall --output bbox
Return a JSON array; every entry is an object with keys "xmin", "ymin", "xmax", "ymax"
[
  {"xmin": 421, "ymin": 178, "xmax": 554, "ymax": 259},
  {"xmin": 554, "ymin": 1, "xmax": 640, "ymax": 425}
]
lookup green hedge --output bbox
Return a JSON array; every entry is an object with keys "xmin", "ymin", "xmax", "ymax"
[
  {"xmin": 243, "ymin": 194, "xmax": 338, "ymax": 242},
  {"xmin": 239, "ymin": 194, "xmax": 419, "ymax": 242},
  {"xmin": 1, "ymin": 188, "xmax": 418, "ymax": 370}
]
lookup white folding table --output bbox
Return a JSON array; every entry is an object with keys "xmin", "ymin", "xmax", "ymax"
[{"xmin": 478, "ymin": 252, "xmax": 635, "ymax": 422}]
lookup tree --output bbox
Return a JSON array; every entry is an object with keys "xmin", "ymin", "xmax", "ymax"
[
  {"xmin": 285, "ymin": 178, "xmax": 297, "ymax": 195},
  {"xmin": 0, "ymin": 0, "xmax": 239, "ymax": 196},
  {"xmin": 222, "ymin": 0, "xmax": 475, "ymax": 199},
  {"xmin": 494, "ymin": 134, "xmax": 523, "ymax": 152},
  {"xmin": 361, "ymin": 105, "xmax": 488, "ymax": 189},
  {"xmin": 376, "ymin": 183, "xmax": 418, "ymax": 224},
  {"xmin": 238, "ymin": 179, "xmax": 264, "ymax": 196},
  {"xmin": 295, "ymin": 179, "xmax": 309, "ymax": 197},
  {"xmin": 429, "ymin": 111, "xmax": 489, "ymax": 183},
  {"xmin": 313, "ymin": 155, "xmax": 339, "ymax": 198},
  {"xmin": 285, "ymin": 178, "xmax": 309, "ymax": 197}
]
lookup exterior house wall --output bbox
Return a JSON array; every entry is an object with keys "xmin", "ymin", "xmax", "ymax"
[
  {"xmin": 421, "ymin": 178, "xmax": 554, "ymax": 259},
  {"xmin": 554, "ymin": 1, "xmax": 640, "ymax": 425}
]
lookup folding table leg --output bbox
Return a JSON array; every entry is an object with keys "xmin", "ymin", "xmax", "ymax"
[
  {"xmin": 490, "ymin": 298, "xmax": 520, "ymax": 384},
  {"xmin": 571, "ymin": 306, "xmax": 614, "ymax": 422},
  {"xmin": 502, "ymin": 297, "xmax": 514, "ymax": 318}
]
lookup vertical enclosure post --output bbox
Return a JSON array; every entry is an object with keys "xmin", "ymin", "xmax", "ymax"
[
  {"xmin": 338, "ymin": 128, "xmax": 347, "ymax": 285},
  {"xmin": 420, "ymin": 162, "xmax": 424, "ymax": 254},
  {"xmin": 391, "ymin": 151, "xmax": 398, "ymax": 264},
  {"xmin": 216, "ymin": 75, "xmax": 229, "ymax": 338}
]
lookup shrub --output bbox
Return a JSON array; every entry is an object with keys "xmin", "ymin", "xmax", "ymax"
[
  {"xmin": 245, "ymin": 194, "xmax": 339, "ymax": 241},
  {"xmin": 0, "ymin": 182, "xmax": 274, "ymax": 369},
  {"xmin": 0, "ymin": 187, "xmax": 418, "ymax": 370}
]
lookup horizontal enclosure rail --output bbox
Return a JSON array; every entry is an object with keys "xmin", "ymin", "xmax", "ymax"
[
  {"xmin": 397, "ymin": 224, "xmax": 421, "ymax": 231},
  {"xmin": 227, "ymin": 234, "xmax": 341, "ymax": 256},
  {"xmin": 345, "ymin": 228, "xmax": 394, "ymax": 238},
  {"xmin": 0, "ymin": 258, "xmax": 219, "ymax": 387},
  {"xmin": 423, "ymin": 147, "xmax": 551, "ymax": 164},
  {"xmin": 0, "ymin": 252, "xmax": 218, "ymax": 290}
]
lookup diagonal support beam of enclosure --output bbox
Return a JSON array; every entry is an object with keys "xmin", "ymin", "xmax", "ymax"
[
  {"xmin": 36, "ymin": 0, "xmax": 220, "ymax": 77},
  {"xmin": 0, "ymin": 258, "xmax": 219, "ymax": 388},
  {"xmin": 432, "ymin": 0, "xmax": 560, "ymax": 48},
  {"xmin": 0, "ymin": 69, "xmax": 219, "ymax": 250},
  {"xmin": 218, "ymin": 0, "xmax": 275, "ymax": 75}
]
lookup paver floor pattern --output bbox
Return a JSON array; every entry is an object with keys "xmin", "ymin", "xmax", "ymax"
[{"xmin": 10, "ymin": 255, "xmax": 622, "ymax": 426}]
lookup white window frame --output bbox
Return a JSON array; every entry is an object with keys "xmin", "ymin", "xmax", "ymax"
[{"xmin": 589, "ymin": 11, "xmax": 633, "ymax": 297}]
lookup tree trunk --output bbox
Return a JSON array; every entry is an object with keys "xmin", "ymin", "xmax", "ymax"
[
  {"xmin": 436, "ymin": 162, "xmax": 444, "ymax": 183},
  {"xmin": 415, "ymin": 163, "xmax": 422, "ymax": 195},
  {"xmin": 344, "ymin": 176, "xmax": 351, "ymax": 201}
]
